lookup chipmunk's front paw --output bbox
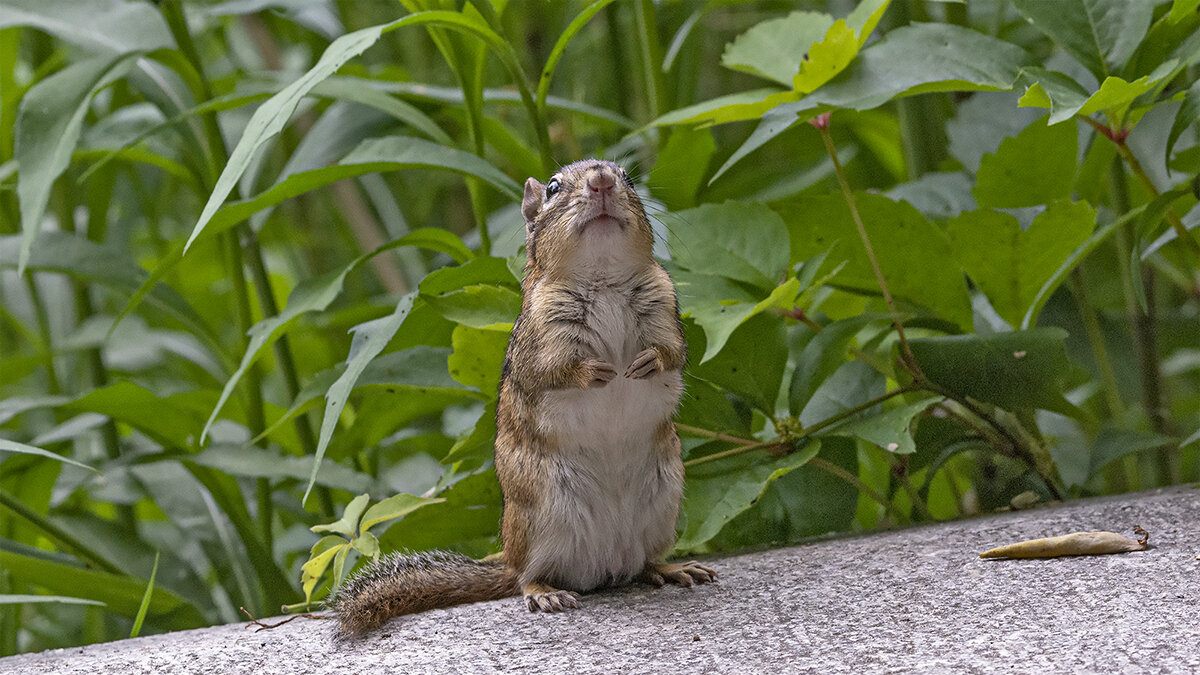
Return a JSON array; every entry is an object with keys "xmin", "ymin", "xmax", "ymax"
[
  {"xmin": 523, "ymin": 583, "xmax": 582, "ymax": 612},
  {"xmin": 625, "ymin": 348, "xmax": 662, "ymax": 379},
  {"xmin": 641, "ymin": 561, "xmax": 717, "ymax": 588},
  {"xmin": 581, "ymin": 359, "xmax": 617, "ymax": 388}
]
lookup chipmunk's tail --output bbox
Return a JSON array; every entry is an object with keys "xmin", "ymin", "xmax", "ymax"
[{"xmin": 330, "ymin": 550, "xmax": 519, "ymax": 637}]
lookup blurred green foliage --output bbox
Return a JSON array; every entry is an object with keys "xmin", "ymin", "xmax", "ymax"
[{"xmin": 1, "ymin": 0, "xmax": 1198, "ymax": 654}]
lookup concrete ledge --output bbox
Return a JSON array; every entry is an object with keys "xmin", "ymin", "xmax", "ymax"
[{"xmin": 5, "ymin": 485, "xmax": 1199, "ymax": 674}]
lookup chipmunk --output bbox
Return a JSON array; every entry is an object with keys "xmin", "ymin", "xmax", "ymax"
[{"xmin": 332, "ymin": 159, "xmax": 715, "ymax": 637}]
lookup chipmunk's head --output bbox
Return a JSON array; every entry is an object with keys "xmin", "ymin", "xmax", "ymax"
[{"xmin": 521, "ymin": 159, "xmax": 654, "ymax": 277}]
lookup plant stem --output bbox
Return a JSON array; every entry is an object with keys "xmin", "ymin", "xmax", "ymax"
[
  {"xmin": 681, "ymin": 387, "xmax": 916, "ymax": 468},
  {"xmin": 674, "ymin": 424, "xmax": 755, "ymax": 446},
  {"xmin": 816, "ymin": 120, "xmax": 923, "ymax": 380},
  {"xmin": 683, "ymin": 439, "xmax": 786, "ymax": 467},
  {"xmin": 1082, "ymin": 115, "xmax": 1200, "ymax": 258},
  {"xmin": 633, "ymin": 0, "xmax": 668, "ymax": 122},
  {"xmin": 1067, "ymin": 269, "xmax": 1125, "ymax": 421}
]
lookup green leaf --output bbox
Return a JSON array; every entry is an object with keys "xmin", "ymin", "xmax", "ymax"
[
  {"xmin": 379, "ymin": 470, "xmax": 503, "ymax": 556},
  {"xmin": 973, "ymin": 116, "xmax": 1078, "ymax": 209},
  {"xmin": 648, "ymin": 127, "xmax": 715, "ymax": 210},
  {"xmin": 948, "ymin": 201, "xmax": 1096, "ymax": 327},
  {"xmin": 191, "ymin": 444, "xmax": 373, "ymax": 494},
  {"xmin": 0, "ymin": 0, "xmax": 170, "ymax": 54},
  {"xmin": 677, "ymin": 372, "xmax": 751, "ymax": 438},
  {"xmin": 663, "ymin": 201, "xmax": 790, "ymax": 292},
  {"xmin": 1011, "ymin": 0, "xmax": 1152, "ymax": 80},
  {"xmin": 1087, "ymin": 428, "xmax": 1173, "ymax": 479},
  {"xmin": 301, "ymin": 536, "xmax": 349, "ymax": 603},
  {"xmin": 1018, "ymin": 64, "xmax": 1175, "ymax": 125},
  {"xmin": 66, "ymin": 381, "xmax": 205, "ymax": 450},
  {"xmin": 359, "ymin": 494, "xmax": 447, "ymax": 533},
  {"xmin": 203, "ymin": 227, "xmax": 471, "ymax": 442},
  {"xmin": 1167, "ymin": 78, "xmax": 1200, "ymax": 165},
  {"xmin": 721, "ymin": 11, "xmax": 834, "ymax": 86},
  {"xmin": 714, "ymin": 23, "xmax": 1028, "ymax": 180},
  {"xmin": 0, "ymin": 594, "xmax": 105, "ymax": 606},
  {"xmin": 199, "ymin": 136, "xmax": 519, "ymax": 242},
  {"xmin": 673, "ymin": 271, "xmax": 777, "ymax": 362},
  {"xmin": 677, "ymin": 440, "xmax": 820, "ymax": 551},
  {"xmin": 791, "ymin": 20, "xmax": 858, "ymax": 94},
  {"xmin": 14, "ymin": 52, "xmax": 139, "ymax": 273},
  {"xmin": 908, "ymin": 328, "xmax": 1081, "ymax": 417},
  {"xmin": 419, "ymin": 257, "xmax": 521, "ymax": 328},
  {"xmin": 832, "ymin": 397, "xmax": 938, "ymax": 454},
  {"xmin": 789, "ymin": 315, "xmax": 887, "ymax": 416},
  {"xmin": 0, "ymin": 550, "xmax": 203, "ymax": 628},
  {"xmin": 313, "ymin": 77, "xmax": 453, "ymax": 145},
  {"xmin": 778, "ymin": 192, "xmax": 972, "ymax": 329},
  {"xmin": 1170, "ymin": 0, "xmax": 1200, "ymax": 23},
  {"xmin": 690, "ymin": 313, "xmax": 787, "ymax": 414},
  {"xmin": 845, "ymin": 0, "xmax": 892, "ymax": 47},
  {"xmin": 0, "ymin": 438, "xmax": 98, "ymax": 474},
  {"xmin": 305, "ymin": 294, "xmax": 415, "ymax": 505},
  {"xmin": 129, "ymin": 551, "xmax": 159, "ymax": 639},
  {"xmin": 311, "ymin": 494, "xmax": 370, "ymax": 538},
  {"xmin": 444, "ymin": 400, "xmax": 498, "ymax": 464},
  {"xmin": 448, "ymin": 325, "xmax": 510, "ymax": 396},
  {"xmin": 0, "ymin": 232, "xmax": 220, "ymax": 357},
  {"xmin": 649, "ymin": 88, "xmax": 786, "ymax": 127}
]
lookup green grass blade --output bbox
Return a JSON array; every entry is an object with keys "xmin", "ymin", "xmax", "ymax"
[{"xmin": 129, "ymin": 551, "xmax": 159, "ymax": 638}]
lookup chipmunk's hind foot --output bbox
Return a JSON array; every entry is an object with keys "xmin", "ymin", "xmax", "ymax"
[
  {"xmin": 640, "ymin": 561, "xmax": 717, "ymax": 588},
  {"xmin": 523, "ymin": 582, "xmax": 582, "ymax": 612}
]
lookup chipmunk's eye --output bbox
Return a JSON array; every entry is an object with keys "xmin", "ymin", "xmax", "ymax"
[{"xmin": 545, "ymin": 179, "xmax": 561, "ymax": 200}]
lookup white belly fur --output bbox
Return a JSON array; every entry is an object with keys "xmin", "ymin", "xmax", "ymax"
[{"xmin": 523, "ymin": 286, "xmax": 684, "ymax": 590}]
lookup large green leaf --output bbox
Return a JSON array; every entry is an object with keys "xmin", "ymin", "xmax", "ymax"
[
  {"xmin": 66, "ymin": 382, "xmax": 206, "ymax": 450},
  {"xmin": 0, "ymin": 550, "xmax": 203, "ymax": 629},
  {"xmin": 187, "ymin": 9, "xmax": 526, "ymax": 251},
  {"xmin": 673, "ymin": 271, "xmax": 799, "ymax": 363},
  {"xmin": 676, "ymin": 440, "xmax": 820, "ymax": 552},
  {"xmin": 789, "ymin": 315, "xmax": 887, "ymax": 416},
  {"xmin": 663, "ymin": 201, "xmax": 790, "ymax": 292},
  {"xmin": 721, "ymin": 11, "xmax": 835, "ymax": 86},
  {"xmin": 1087, "ymin": 428, "xmax": 1174, "ymax": 480},
  {"xmin": 648, "ymin": 127, "xmax": 715, "ymax": 210},
  {"xmin": 948, "ymin": 201, "xmax": 1096, "ymax": 327},
  {"xmin": 202, "ymin": 228, "xmax": 472, "ymax": 442},
  {"xmin": 447, "ymin": 325, "xmax": 510, "ymax": 397},
  {"xmin": 305, "ymin": 294, "xmax": 416, "ymax": 504},
  {"xmin": 1018, "ymin": 63, "xmax": 1176, "ymax": 125},
  {"xmin": 714, "ymin": 23, "xmax": 1028, "ymax": 180},
  {"xmin": 908, "ymin": 329, "xmax": 1081, "ymax": 417},
  {"xmin": 690, "ymin": 313, "xmax": 787, "ymax": 415},
  {"xmin": 0, "ymin": 439, "xmax": 98, "ymax": 474},
  {"xmin": 418, "ymin": 257, "xmax": 521, "ymax": 328},
  {"xmin": 831, "ymin": 397, "xmax": 938, "ymax": 455},
  {"xmin": 200, "ymin": 136, "xmax": 519, "ymax": 241},
  {"xmin": 0, "ymin": 0, "xmax": 170, "ymax": 54},
  {"xmin": 14, "ymin": 52, "xmax": 139, "ymax": 273},
  {"xmin": 973, "ymin": 116, "xmax": 1078, "ymax": 209},
  {"xmin": 1011, "ymin": 0, "xmax": 1152, "ymax": 80},
  {"xmin": 777, "ymin": 192, "xmax": 972, "ymax": 329},
  {"xmin": 191, "ymin": 445, "xmax": 373, "ymax": 494}
]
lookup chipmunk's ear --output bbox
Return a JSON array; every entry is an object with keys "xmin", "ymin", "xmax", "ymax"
[{"xmin": 522, "ymin": 178, "xmax": 544, "ymax": 228}]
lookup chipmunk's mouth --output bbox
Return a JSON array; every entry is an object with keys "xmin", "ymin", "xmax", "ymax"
[{"xmin": 579, "ymin": 214, "xmax": 624, "ymax": 231}]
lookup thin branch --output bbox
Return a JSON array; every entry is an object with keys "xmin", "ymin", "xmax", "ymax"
[{"xmin": 814, "ymin": 115, "xmax": 923, "ymax": 380}]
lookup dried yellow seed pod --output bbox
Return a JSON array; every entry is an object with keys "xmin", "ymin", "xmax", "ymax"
[{"xmin": 979, "ymin": 527, "xmax": 1149, "ymax": 559}]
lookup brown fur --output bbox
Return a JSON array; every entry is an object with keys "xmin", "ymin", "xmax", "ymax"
[
  {"xmin": 331, "ymin": 551, "xmax": 518, "ymax": 637},
  {"xmin": 331, "ymin": 160, "xmax": 710, "ymax": 637}
]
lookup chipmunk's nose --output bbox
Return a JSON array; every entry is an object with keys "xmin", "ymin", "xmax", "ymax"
[{"xmin": 587, "ymin": 170, "xmax": 615, "ymax": 196}]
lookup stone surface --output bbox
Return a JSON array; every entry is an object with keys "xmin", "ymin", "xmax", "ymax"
[{"xmin": 3, "ymin": 485, "xmax": 1199, "ymax": 674}]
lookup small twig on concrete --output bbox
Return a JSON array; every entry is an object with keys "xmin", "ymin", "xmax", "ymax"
[{"xmin": 240, "ymin": 606, "xmax": 326, "ymax": 632}]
